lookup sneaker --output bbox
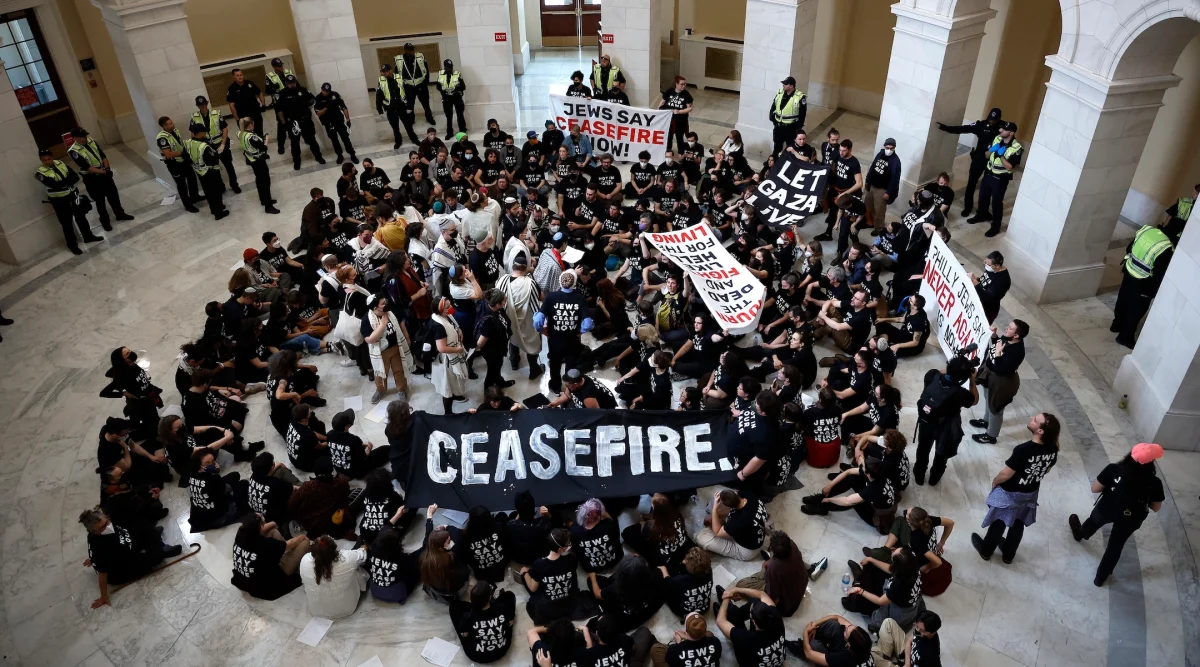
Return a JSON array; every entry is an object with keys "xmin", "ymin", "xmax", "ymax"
[
  {"xmin": 801, "ymin": 504, "xmax": 828, "ymax": 516},
  {"xmin": 802, "ymin": 493, "xmax": 825, "ymax": 505},
  {"xmin": 248, "ymin": 441, "xmax": 266, "ymax": 454},
  {"xmin": 972, "ymin": 434, "xmax": 997, "ymax": 444},
  {"xmin": 984, "ymin": 229, "xmax": 1000, "ymax": 238},
  {"xmin": 784, "ymin": 640, "xmax": 805, "ymax": 659},
  {"xmin": 813, "ymin": 232, "xmax": 833, "ymax": 241},
  {"xmin": 371, "ymin": 389, "xmax": 383, "ymax": 404},
  {"xmin": 827, "ymin": 472, "xmax": 840, "ymax": 480},
  {"xmin": 861, "ymin": 546, "xmax": 873, "ymax": 558},
  {"xmin": 244, "ymin": 382, "xmax": 268, "ymax": 395},
  {"xmin": 969, "ymin": 418, "xmax": 988, "ymax": 429},
  {"xmin": 340, "ymin": 358, "xmax": 357, "ymax": 367},
  {"xmin": 808, "ymin": 556, "xmax": 828, "ymax": 579},
  {"xmin": 848, "ymin": 559, "xmax": 863, "ymax": 580},
  {"xmin": 970, "ymin": 533, "xmax": 991, "ymax": 561},
  {"xmin": 1068, "ymin": 514, "xmax": 1083, "ymax": 541},
  {"xmin": 265, "ymin": 206, "xmax": 280, "ymax": 214}
]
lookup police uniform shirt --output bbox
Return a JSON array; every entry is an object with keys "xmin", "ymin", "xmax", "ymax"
[
  {"xmin": 833, "ymin": 155, "xmax": 861, "ymax": 191},
  {"xmin": 226, "ymin": 80, "xmax": 263, "ymax": 117},
  {"xmin": 313, "ymin": 92, "xmax": 348, "ymax": 127},
  {"xmin": 999, "ymin": 441, "xmax": 1058, "ymax": 493},
  {"xmin": 157, "ymin": 130, "xmax": 186, "ymax": 160},
  {"xmin": 277, "ymin": 86, "xmax": 315, "ymax": 122},
  {"xmin": 989, "ymin": 140, "xmax": 1023, "ymax": 180},
  {"xmin": 68, "ymin": 140, "xmax": 107, "ymax": 172}
]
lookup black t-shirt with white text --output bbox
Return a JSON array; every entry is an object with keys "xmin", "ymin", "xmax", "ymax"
[
  {"xmin": 722, "ymin": 492, "xmax": 768, "ymax": 550},
  {"xmin": 1001, "ymin": 441, "xmax": 1058, "ymax": 493},
  {"xmin": 570, "ymin": 518, "xmax": 622, "ymax": 571}
]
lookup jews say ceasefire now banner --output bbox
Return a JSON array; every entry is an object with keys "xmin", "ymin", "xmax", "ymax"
[
  {"xmin": 402, "ymin": 409, "xmax": 737, "ymax": 510},
  {"xmin": 645, "ymin": 222, "xmax": 767, "ymax": 334},
  {"xmin": 550, "ymin": 94, "xmax": 673, "ymax": 162},
  {"xmin": 744, "ymin": 151, "xmax": 830, "ymax": 229},
  {"xmin": 918, "ymin": 233, "xmax": 989, "ymax": 361}
]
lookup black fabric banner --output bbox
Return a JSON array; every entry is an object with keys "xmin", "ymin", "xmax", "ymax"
[
  {"xmin": 744, "ymin": 151, "xmax": 830, "ymax": 229},
  {"xmin": 403, "ymin": 409, "xmax": 737, "ymax": 510}
]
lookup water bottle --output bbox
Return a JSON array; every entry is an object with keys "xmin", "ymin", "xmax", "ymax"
[
  {"xmin": 841, "ymin": 572, "xmax": 851, "ymax": 592},
  {"xmin": 1119, "ymin": 394, "xmax": 1128, "ymax": 409}
]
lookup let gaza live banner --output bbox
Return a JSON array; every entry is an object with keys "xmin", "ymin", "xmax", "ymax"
[
  {"xmin": 403, "ymin": 409, "xmax": 737, "ymax": 510},
  {"xmin": 645, "ymin": 223, "xmax": 767, "ymax": 334},
  {"xmin": 744, "ymin": 150, "xmax": 830, "ymax": 229},
  {"xmin": 550, "ymin": 94, "xmax": 672, "ymax": 162},
  {"xmin": 918, "ymin": 233, "xmax": 990, "ymax": 361}
]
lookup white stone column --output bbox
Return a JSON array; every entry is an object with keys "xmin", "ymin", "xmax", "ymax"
[
  {"xmin": 92, "ymin": 0, "xmax": 205, "ymax": 188},
  {"xmin": 0, "ymin": 66, "xmax": 57, "ymax": 264},
  {"xmin": 996, "ymin": 57, "xmax": 1178, "ymax": 303},
  {"xmin": 289, "ymin": 0, "xmax": 378, "ymax": 142},
  {"xmin": 733, "ymin": 0, "xmax": 817, "ymax": 160},
  {"xmin": 874, "ymin": 2, "xmax": 994, "ymax": 203},
  {"xmin": 600, "ymin": 0, "xmax": 662, "ymax": 109},
  {"xmin": 452, "ymin": 0, "xmax": 520, "ymax": 131}
]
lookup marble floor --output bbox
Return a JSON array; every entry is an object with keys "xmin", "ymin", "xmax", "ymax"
[{"xmin": 0, "ymin": 49, "xmax": 1196, "ymax": 667}]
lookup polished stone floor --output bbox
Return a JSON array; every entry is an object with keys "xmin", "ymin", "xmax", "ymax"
[{"xmin": 0, "ymin": 50, "xmax": 1196, "ymax": 667}]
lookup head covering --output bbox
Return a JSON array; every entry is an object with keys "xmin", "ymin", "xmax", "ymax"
[
  {"xmin": 455, "ymin": 132, "xmax": 467, "ymax": 142},
  {"xmin": 781, "ymin": 76, "xmax": 796, "ymax": 86},
  {"xmin": 331, "ymin": 408, "xmax": 355, "ymax": 431},
  {"xmin": 503, "ymin": 196, "xmax": 518, "ymax": 205},
  {"xmin": 564, "ymin": 369, "xmax": 583, "ymax": 383},
  {"xmin": 988, "ymin": 107, "xmax": 1002, "ymax": 120},
  {"xmin": 194, "ymin": 95, "xmax": 208, "ymax": 106},
  {"xmin": 70, "ymin": 127, "xmax": 88, "ymax": 138},
  {"xmin": 271, "ymin": 57, "xmax": 284, "ymax": 67},
  {"xmin": 404, "ymin": 42, "xmax": 415, "ymax": 50},
  {"xmin": 581, "ymin": 317, "xmax": 594, "ymax": 334},
  {"xmin": 527, "ymin": 130, "xmax": 538, "ymax": 138},
  {"xmin": 38, "ymin": 148, "xmax": 52, "ymax": 157},
  {"xmin": 432, "ymin": 200, "xmax": 445, "ymax": 214},
  {"xmin": 1002, "ymin": 121, "xmax": 1018, "ymax": 132},
  {"xmin": 284, "ymin": 74, "xmax": 298, "ymax": 84},
  {"xmin": 243, "ymin": 248, "xmax": 258, "ymax": 262},
  {"xmin": 553, "ymin": 231, "xmax": 565, "ymax": 243},
  {"xmin": 918, "ymin": 189, "xmax": 934, "ymax": 201},
  {"xmin": 438, "ymin": 216, "xmax": 456, "ymax": 231},
  {"xmin": 443, "ymin": 59, "xmax": 453, "ymax": 68},
  {"xmin": 189, "ymin": 123, "xmax": 206, "ymax": 134},
  {"xmin": 545, "ymin": 119, "xmax": 555, "ymax": 127},
  {"xmin": 883, "ymin": 137, "xmax": 896, "ymax": 147},
  {"xmin": 321, "ymin": 83, "xmax": 332, "ymax": 92},
  {"xmin": 380, "ymin": 63, "xmax": 392, "ymax": 72},
  {"xmin": 1131, "ymin": 443, "xmax": 1163, "ymax": 464},
  {"xmin": 513, "ymin": 255, "xmax": 528, "ymax": 267}
]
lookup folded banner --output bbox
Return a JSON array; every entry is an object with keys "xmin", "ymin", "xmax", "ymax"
[
  {"xmin": 550, "ymin": 94, "xmax": 672, "ymax": 162},
  {"xmin": 918, "ymin": 233, "xmax": 989, "ymax": 361},
  {"xmin": 403, "ymin": 409, "xmax": 736, "ymax": 510},
  {"xmin": 743, "ymin": 150, "xmax": 830, "ymax": 229},
  {"xmin": 645, "ymin": 223, "xmax": 766, "ymax": 334}
]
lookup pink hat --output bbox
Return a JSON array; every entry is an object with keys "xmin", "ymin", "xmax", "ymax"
[{"xmin": 1131, "ymin": 443, "xmax": 1163, "ymax": 464}]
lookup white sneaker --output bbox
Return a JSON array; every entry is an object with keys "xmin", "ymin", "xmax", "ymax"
[
  {"xmin": 244, "ymin": 382, "xmax": 267, "ymax": 395},
  {"xmin": 340, "ymin": 358, "xmax": 357, "ymax": 367}
]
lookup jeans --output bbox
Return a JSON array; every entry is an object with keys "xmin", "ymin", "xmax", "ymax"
[
  {"xmin": 695, "ymin": 526, "xmax": 760, "ymax": 561},
  {"xmin": 281, "ymin": 334, "xmax": 322, "ymax": 355},
  {"xmin": 981, "ymin": 386, "xmax": 1004, "ymax": 438}
]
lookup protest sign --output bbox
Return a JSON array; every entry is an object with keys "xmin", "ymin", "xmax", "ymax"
[
  {"xmin": 645, "ymin": 222, "xmax": 767, "ymax": 334},
  {"xmin": 401, "ymin": 409, "xmax": 736, "ymax": 510},
  {"xmin": 549, "ymin": 94, "xmax": 672, "ymax": 162},
  {"xmin": 918, "ymin": 233, "xmax": 990, "ymax": 361},
  {"xmin": 743, "ymin": 151, "xmax": 830, "ymax": 229}
]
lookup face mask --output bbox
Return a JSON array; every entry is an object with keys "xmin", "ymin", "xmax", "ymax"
[
  {"xmin": 445, "ymin": 306, "xmax": 456, "ymax": 316},
  {"xmin": 126, "ymin": 351, "xmax": 138, "ymax": 363},
  {"xmin": 561, "ymin": 546, "xmax": 571, "ymax": 555},
  {"xmin": 549, "ymin": 225, "xmax": 560, "ymax": 233},
  {"xmin": 445, "ymin": 540, "xmax": 455, "ymax": 551},
  {"xmin": 465, "ymin": 153, "xmax": 474, "ymax": 160},
  {"xmin": 884, "ymin": 149, "xmax": 894, "ymax": 157},
  {"xmin": 687, "ymin": 141, "xmax": 695, "ymax": 146},
  {"xmin": 448, "ymin": 230, "xmax": 459, "ymax": 240},
  {"xmin": 203, "ymin": 463, "xmax": 218, "ymax": 474},
  {"xmin": 984, "ymin": 265, "xmax": 995, "ymax": 272},
  {"xmin": 804, "ymin": 249, "xmax": 813, "ymax": 257},
  {"xmin": 272, "ymin": 241, "xmax": 281, "ymax": 249},
  {"xmin": 638, "ymin": 222, "xmax": 649, "ymax": 231},
  {"xmin": 665, "ymin": 158, "xmax": 674, "ymax": 165}
]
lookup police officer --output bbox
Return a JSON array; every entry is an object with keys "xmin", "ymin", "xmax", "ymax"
[
  {"xmin": 314, "ymin": 82, "xmax": 357, "ymax": 164},
  {"xmin": 156, "ymin": 116, "xmax": 200, "ymax": 213},
  {"xmin": 226, "ymin": 67, "xmax": 265, "ymax": 139},
  {"xmin": 277, "ymin": 74, "xmax": 327, "ymax": 170},
  {"xmin": 1160, "ymin": 183, "xmax": 1196, "ymax": 245},
  {"xmin": 1111, "ymin": 222, "xmax": 1174, "ymax": 348},
  {"xmin": 396, "ymin": 42, "xmax": 438, "ymax": 127},
  {"xmin": 937, "ymin": 107, "xmax": 1002, "ymax": 218},
  {"xmin": 263, "ymin": 57, "xmax": 294, "ymax": 155},
  {"xmin": 376, "ymin": 64, "xmax": 418, "ymax": 149},
  {"xmin": 237, "ymin": 117, "xmax": 279, "ymax": 214},
  {"xmin": 35, "ymin": 148, "xmax": 103, "ymax": 255},
  {"xmin": 589, "ymin": 54, "xmax": 625, "ymax": 101},
  {"xmin": 191, "ymin": 95, "xmax": 241, "ymax": 193},
  {"xmin": 66, "ymin": 127, "xmax": 133, "ymax": 230},
  {"xmin": 436, "ymin": 59, "xmax": 467, "ymax": 139},
  {"xmin": 968, "ymin": 121, "xmax": 1021, "ymax": 237},
  {"xmin": 185, "ymin": 123, "xmax": 230, "ymax": 220},
  {"xmin": 1068, "ymin": 442, "xmax": 1165, "ymax": 587},
  {"xmin": 769, "ymin": 76, "xmax": 806, "ymax": 156}
]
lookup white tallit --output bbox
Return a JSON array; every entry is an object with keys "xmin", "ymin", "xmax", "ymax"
[
  {"xmin": 496, "ymin": 272, "xmax": 542, "ymax": 355},
  {"xmin": 430, "ymin": 312, "xmax": 468, "ymax": 397}
]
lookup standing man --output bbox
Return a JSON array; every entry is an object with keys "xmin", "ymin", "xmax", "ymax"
[
  {"xmin": 937, "ymin": 107, "xmax": 1002, "ymax": 218},
  {"xmin": 66, "ymin": 126, "xmax": 133, "ymax": 231},
  {"xmin": 814, "ymin": 140, "xmax": 863, "ymax": 253},
  {"xmin": 191, "ymin": 95, "xmax": 241, "ymax": 193},
  {"xmin": 590, "ymin": 54, "xmax": 625, "ymax": 101},
  {"xmin": 968, "ymin": 121, "xmax": 1022, "ymax": 238},
  {"xmin": 1111, "ymin": 222, "xmax": 1174, "ymax": 348},
  {"xmin": 538, "ymin": 270, "xmax": 588, "ymax": 395},
  {"xmin": 225, "ymin": 68, "xmax": 265, "ymax": 139},
  {"xmin": 378, "ymin": 64, "xmax": 419, "ymax": 149},
  {"xmin": 35, "ymin": 148, "xmax": 103, "ymax": 255},
  {"xmin": 396, "ymin": 43, "xmax": 438, "ymax": 127},
  {"xmin": 768, "ymin": 76, "xmax": 806, "ymax": 156},
  {"xmin": 237, "ymin": 117, "xmax": 279, "ymax": 214},
  {"xmin": 436, "ymin": 59, "xmax": 467, "ymax": 140},
  {"xmin": 186, "ymin": 122, "xmax": 230, "ymax": 220},
  {"xmin": 657, "ymin": 76, "xmax": 694, "ymax": 154},
  {"xmin": 863, "ymin": 138, "xmax": 901, "ymax": 233},
  {"xmin": 314, "ymin": 82, "xmax": 358, "ymax": 164},
  {"xmin": 971, "ymin": 250, "xmax": 1011, "ymax": 324},
  {"xmin": 1161, "ymin": 183, "xmax": 1196, "ymax": 245},
  {"xmin": 156, "ymin": 116, "xmax": 200, "ymax": 213},
  {"xmin": 276, "ymin": 74, "xmax": 327, "ymax": 170},
  {"xmin": 263, "ymin": 57, "xmax": 294, "ymax": 155}
]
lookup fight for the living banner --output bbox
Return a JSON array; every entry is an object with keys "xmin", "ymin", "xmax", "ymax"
[
  {"xmin": 744, "ymin": 150, "xmax": 830, "ymax": 229},
  {"xmin": 918, "ymin": 234, "xmax": 990, "ymax": 361},
  {"xmin": 550, "ymin": 94, "xmax": 673, "ymax": 162},
  {"xmin": 402, "ymin": 409, "xmax": 736, "ymax": 511},
  {"xmin": 645, "ymin": 222, "xmax": 767, "ymax": 334}
]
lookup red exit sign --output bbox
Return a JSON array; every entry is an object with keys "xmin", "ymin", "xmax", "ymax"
[
  {"xmin": 494, "ymin": 32, "xmax": 507, "ymax": 42},
  {"xmin": 601, "ymin": 33, "xmax": 614, "ymax": 44}
]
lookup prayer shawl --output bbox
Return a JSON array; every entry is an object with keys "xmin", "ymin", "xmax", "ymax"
[
  {"xmin": 496, "ymin": 273, "xmax": 542, "ymax": 355},
  {"xmin": 430, "ymin": 313, "xmax": 468, "ymax": 397},
  {"xmin": 532, "ymin": 247, "xmax": 564, "ymax": 294},
  {"xmin": 503, "ymin": 235, "xmax": 531, "ymax": 274},
  {"xmin": 366, "ymin": 308, "xmax": 414, "ymax": 374}
]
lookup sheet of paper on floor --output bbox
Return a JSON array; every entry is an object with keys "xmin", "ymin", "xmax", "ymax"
[
  {"xmin": 711, "ymin": 564, "xmax": 737, "ymax": 590},
  {"xmin": 296, "ymin": 617, "xmax": 334, "ymax": 646},
  {"xmin": 421, "ymin": 637, "xmax": 459, "ymax": 667},
  {"xmin": 344, "ymin": 395, "xmax": 363, "ymax": 411}
]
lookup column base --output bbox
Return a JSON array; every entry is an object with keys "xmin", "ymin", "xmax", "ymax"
[
  {"xmin": 1114, "ymin": 356, "xmax": 1200, "ymax": 452},
  {"xmin": 0, "ymin": 212, "xmax": 69, "ymax": 265},
  {"xmin": 991, "ymin": 236, "xmax": 1106, "ymax": 304}
]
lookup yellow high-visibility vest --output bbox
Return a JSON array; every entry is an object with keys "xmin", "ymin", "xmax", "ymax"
[
  {"xmin": 1123, "ymin": 225, "xmax": 1173, "ymax": 280},
  {"xmin": 772, "ymin": 88, "xmax": 804, "ymax": 125}
]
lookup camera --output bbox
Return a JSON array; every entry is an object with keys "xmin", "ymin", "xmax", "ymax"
[{"xmin": 955, "ymin": 342, "xmax": 981, "ymax": 367}]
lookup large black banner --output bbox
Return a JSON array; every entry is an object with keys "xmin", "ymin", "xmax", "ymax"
[
  {"xmin": 744, "ymin": 151, "xmax": 830, "ymax": 229},
  {"xmin": 403, "ymin": 409, "xmax": 737, "ymax": 510}
]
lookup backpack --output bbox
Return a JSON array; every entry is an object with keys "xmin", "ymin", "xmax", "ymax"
[
  {"xmin": 412, "ymin": 320, "xmax": 440, "ymax": 365},
  {"xmin": 916, "ymin": 370, "xmax": 960, "ymax": 425}
]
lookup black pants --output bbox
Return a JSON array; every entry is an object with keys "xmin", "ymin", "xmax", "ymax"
[
  {"xmin": 772, "ymin": 124, "xmax": 798, "ymax": 157},
  {"xmin": 1079, "ymin": 507, "xmax": 1145, "ymax": 580},
  {"xmin": 50, "ymin": 195, "xmax": 95, "ymax": 251},
  {"xmin": 824, "ymin": 188, "xmax": 847, "ymax": 235},
  {"xmin": 81, "ymin": 172, "xmax": 125, "ymax": 227},
  {"xmin": 962, "ymin": 154, "xmax": 986, "ymax": 214},
  {"xmin": 914, "ymin": 421, "xmax": 949, "ymax": 484},
  {"xmin": 322, "ymin": 122, "xmax": 355, "ymax": 160},
  {"xmin": 978, "ymin": 173, "xmax": 1010, "ymax": 233},
  {"xmin": 214, "ymin": 143, "xmax": 239, "ymax": 189},
  {"xmin": 980, "ymin": 519, "xmax": 1025, "ymax": 561},
  {"xmin": 547, "ymin": 340, "xmax": 581, "ymax": 392},
  {"xmin": 385, "ymin": 106, "xmax": 420, "ymax": 146},
  {"xmin": 1112, "ymin": 272, "xmax": 1153, "ymax": 346},
  {"xmin": 347, "ymin": 445, "xmax": 392, "ymax": 479},
  {"xmin": 288, "ymin": 122, "xmax": 324, "ymax": 167},
  {"xmin": 165, "ymin": 160, "xmax": 199, "ymax": 209},
  {"xmin": 249, "ymin": 159, "xmax": 273, "ymax": 207},
  {"xmin": 275, "ymin": 112, "xmax": 288, "ymax": 153},
  {"xmin": 667, "ymin": 115, "xmax": 689, "ymax": 154},
  {"xmin": 483, "ymin": 348, "xmax": 506, "ymax": 387},
  {"xmin": 197, "ymin": 170, "xmax": 226, "ymax": 217},
  {"xmin": 405, "ymin": 83, "xmax": 437, "ymax": 124},
  {"xmin": 441, "ymin": 95, "xmax": 466, "ymax": 134}
]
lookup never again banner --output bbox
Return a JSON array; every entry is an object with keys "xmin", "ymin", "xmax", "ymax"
[
  {"xmin": 403, "ymin": 409, "xmax": 736, "ymax": 511},
  {"xmin": 918, "ymin": 233, "xmax": 990, "ymax": 360},
  {"xmin": 744, "ymin": 151, "xmax": 829, "ymax": 229},
  {"xmin": 646, "ymin": 222, "xmax": 767, "ymax": 334},
  {"xmin": 550, "ymin": 94, "xmax": 672, "ymax": 162}
]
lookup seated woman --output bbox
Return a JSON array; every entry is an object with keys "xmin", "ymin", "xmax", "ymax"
[
  {"xmin": 79, "ymin": 508, "xmax": 182, "ymax": 609},
  {"xmin": 859, "ymin": 507, "xmax": 954, "ymax": 578},
  {"xmin": 586, "ymin": 555, "xmax": 666, "ymax": 632},
  {"xmin": 368, "ymin": 526, "xmax": 420, "ymax": 604},
  {"xmin": 588, "ymin": 278, "xmax": 631, "ymax": 341},
  {"xmin": 97, "ymin": 416, "xmax": 171, "ymax": 488},
  {"xmin": 527, "ymin": 618, "xmax": 581, "ymax": 667},
  {"xmin": 286, "ymin": 290, "xmax": 331, "ymax": 339},
  {"xmin": 663, "ymin": 547, "xmax": 714, "ymax": 617},
  {"xmin": 873, "ymin": 294, "xmax": 930, "ymax": 358},
  {"xmin": 234, "ymin": 318, "xmax": 275, "ymax": 385},
  {"xmin": 450, "ymin": 581, "xmax": 518, "ymax": 663},
  {"xmin": 175, "ymin": 339, "xmax": 241, "ymax": 398},
  {"xmin": 843, "ymin": 428, "xmax": 911, "ymax": 498},
  {"xmin": 288, "ymin": 458, "xmax": 355, "ymax": 540},
  {"xmin": 359, "ymin": 469, "xmax": 408, "ymax": 547},
  {"xmin": 456, "ymin": 505, "xmax": 510, "ymax": 583},
  {"xmin": 266, "ymin": 350, "xmax": 324, "ymax": 437},
  {"xmin": 231, "ymin": 513, "xmax": 308, "ymax": 600},
  {"xmin": 622, "ymin": 350, "xmax": 674, "ymax": 411},
  {"xmin": 299, "ymin": 535, "xmax": 368, "ymax": 619},
  {"xmin": 621, "ymin": 493, "xmax": 695, "ymax": 572},
  {"xmin": 505, "ymin": 491, "xmax": 551, "ymax": 565},
  {"xmin": 671, "ymin": 315, "xmax": 728, "ymax": 380},
  {"xmin": 840, "ymin": 384, "xmax": 902, "ymax": 458},
  {"xmin": 186, "ymin": 447, "xmax": 243, "ymax": 532},
  {"xmin": 100, "ymin": 463, "xmax": 168, "ymax": 525},
  {"xmin": 517, "ymin": 528, "xmax": 583, "ymax": 625},
  {"xmin": 786, "ymin": 615, "xmax": 873, "ymax": 667},
  {"xmin": 285, "ymin": 403, "xmax": 329, "ymax": 472},
  {"xmin": 265, "ymin": 300, "xmax": 330, "ymax": 356},
  {"xmin": 701, "ymin": 349, "xmax": 749, "ymax": 410},
  {"xmin": 420, "ymin": 505, "xmax": 472, "ymax": 601},
  {"xmin": 842, "ymin": 547, "xmax": 924, "ymax": 631},
  {"xmin": 801, "ymin": 458, "xmax": 897, "ymax": 533},
  {"xmin": 326, "ymin": 409, "xmax": 390, "ymax": 479},
  {"xmin": 569, "ymin": 498, "xmax": 624, "ymax": 573},
  {"xmin": 100, "ymin": 346, "xmax": 163, "ymax": 429},
  {"xmin": 157, "ymin": 415, "xmax": 238, "ymax": 482},
  {"xmin": 182, "ymin": 369, "xmax": 251, "ymax": 435}
]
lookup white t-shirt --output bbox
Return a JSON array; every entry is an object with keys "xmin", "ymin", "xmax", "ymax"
[{"xmin": 299, "ymin": 548, "xmax": 368, "ymax": 619}]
